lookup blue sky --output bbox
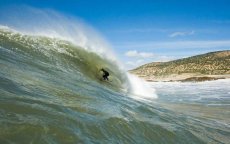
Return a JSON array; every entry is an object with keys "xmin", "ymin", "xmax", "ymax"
[{"xmin": 0, "ymin": 0, "xmax": 230, "ymax": 69}]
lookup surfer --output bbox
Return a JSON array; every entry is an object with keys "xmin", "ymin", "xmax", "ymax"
[{"xmin": 100, "ymin": 68, "xmax": 109, "ymax": 80}]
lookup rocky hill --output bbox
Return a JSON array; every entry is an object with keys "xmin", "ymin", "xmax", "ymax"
[{"xmin": 130, "ymin": 50, "xmax": 230, "ymax": 82}]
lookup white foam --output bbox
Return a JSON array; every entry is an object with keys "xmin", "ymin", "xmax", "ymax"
[
  {"xmin": 150, "ymin": 79, "xmax": 230, "ymax": 101},
  {"xmin": 126, "ymin": 73, "xmax": 158, "ymax": 99}
]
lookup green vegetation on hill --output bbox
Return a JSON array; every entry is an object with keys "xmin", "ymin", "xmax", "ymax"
[{"xmin": 130, "ymin": 51, "xmax": 230, "ymax": 77}]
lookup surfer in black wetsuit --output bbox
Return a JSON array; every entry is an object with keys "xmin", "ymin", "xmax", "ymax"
[{"xmin": 100, "ymin": 68, "xmax": 109, "ymax": 80}]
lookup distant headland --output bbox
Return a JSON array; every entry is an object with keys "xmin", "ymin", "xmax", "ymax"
[{"xmin": 130, "ymin": 50, "xmax": 230, "ymax": 82}]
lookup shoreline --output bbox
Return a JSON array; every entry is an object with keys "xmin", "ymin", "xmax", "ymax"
[
  {"xmin": 134, "ymin": 74, "xmax": 230, "ymax": 82},
  {"xmin": 146, "ymin": 77, "xmax": 228, "ymax": 82}
]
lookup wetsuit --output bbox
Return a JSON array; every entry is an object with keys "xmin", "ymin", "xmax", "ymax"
[{"xmin": 101, "ymin": 69, "xmax": 109, "ymax": 80}]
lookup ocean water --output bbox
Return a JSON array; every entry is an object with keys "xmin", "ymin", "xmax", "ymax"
[
  {"xmin": 0, "ymin": 26, "xmax": 230, "ymax": 144},
  {"xmin": 151, "ymin": 80, "xmax": 230, "ymax": 144}
]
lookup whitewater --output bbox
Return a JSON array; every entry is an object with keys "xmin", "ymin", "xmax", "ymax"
[{"xmin": 0, "ymin": 8, "xmax": 230, "ymax": 144}]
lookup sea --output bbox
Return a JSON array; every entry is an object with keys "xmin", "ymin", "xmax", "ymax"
[{"xmin": 0, "ymin": 12, "xmax": 230, "ymax": 144}]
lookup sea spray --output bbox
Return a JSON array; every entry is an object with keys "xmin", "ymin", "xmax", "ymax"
[
  {"xmin": 0, "ymin": 6, "xmax": 157, "ymax": 99},
  {"xmin": 0, "ymin": 6, "xmax": 117, "ymax": 62},
  {"xmin": 127, "ymin": 73, "xmax": 157, "ymax": 99}
]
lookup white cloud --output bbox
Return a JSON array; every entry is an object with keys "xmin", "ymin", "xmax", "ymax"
[
  {"xmin": 125, "ymin": 55, "xmax": 177, "ymax": 70},
  {"xmin": 120, "ymin": 39, "xmax": 230, "ymax": 70},
  {"xmin": 126, "ymin": 59, "xmax": 144, "ymax": 66},
  {"xmin": 125, "ymin": 50, "xmax": 154, "ymax": 58},
  {"xmin": 169, "ymin": 31, "xmax": 195, "ymax": 37},
  {"xmin": 126, "ymin": 61, "xmax": 136, "ymax": 66},
  {"xmin": 125, "ymin": 59, "xmax": 146, "ymax": 70},
  {"xmin": 157, "ymin": 55, "xmax": 176, "ymax": 62},
  {"xmin": 116, "ymin": 40, "xmax": 230, "ymax": 49}
]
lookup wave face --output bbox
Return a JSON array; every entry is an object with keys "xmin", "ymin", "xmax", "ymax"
[
  {"xmin": 0, "ymin": 27, "xmax": 128, "ymax": 91},
  {"xmin": 0, "ymin": 26, "xmax": 160, "ymax": 143}
]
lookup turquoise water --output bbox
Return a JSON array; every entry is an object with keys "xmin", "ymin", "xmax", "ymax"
[{"xmin": 0, "ymin": 27, "xmax": 230, "ymax": 144}]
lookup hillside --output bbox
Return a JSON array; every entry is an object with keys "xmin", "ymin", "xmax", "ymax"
[{"xmin": 130, "ymin": 50, "xmax": 230, "ymax": 82}]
